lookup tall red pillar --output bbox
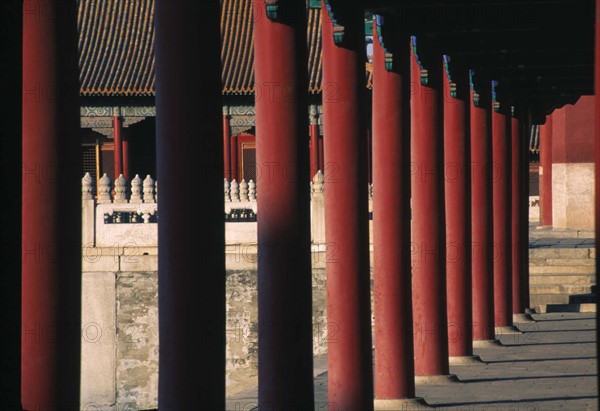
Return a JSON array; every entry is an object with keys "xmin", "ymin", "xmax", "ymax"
[
  {"xmin": 443, "ymin": 56, "xmax": 474, "ymax": 360},
  {"xmin": 594, "ymin": 0, "xmax": 600, "ymax": 396},
  {"xmin": 539, "ymin": 117, "xmax": 553, "ymax": 227},
  {"xmin": 231, "ymin": 134, "xmax": 239, "ymax": 181},
  {"xmin": 223, "ymin": 107, "xmax": 232, "ymax": 180},
  {"xmin": 470, "ymin": 72, "xmax": 496, "ymax": 343},
  {"xmin": 122, "ymin": 130, "xmax": 130, "ymax": 180},
  {"xmin": 254, "ymin": 2, "xmax": 314, "ymax": 409},
  {"xmin": 410, "ymin": 37, "xmax": 450, "ymax": 379},
  {"xmin": 521, "ymin": 122, "xmax": 531, "ymax": 311},
  {"xmin": 22, "ymin": 0, "xmax": 82, "ymax": 408},
  {"xmin": 309, "ymin": 105, "xmax": 319, "ymax": 178},
  {"xmin": 491, "ymin": 84, "xmax": 512, "ymax": 328},
  {"xmin": 322, "ymin": 3, "xmax": 374, "ymax": 409},
  {"xmin": 372, "ymin": 18, "xmax": 417, "ymax": 406},
  {"xmin": 155, "ymin": 1, "xmax": 225, "ymax": 408},
  {"xmin": 511, "ymin": 116, "xmax": 524, "ymax": 314},
  {"xmin": 113, "ymin": 114, "xmax": 123, "ymax": 178}
]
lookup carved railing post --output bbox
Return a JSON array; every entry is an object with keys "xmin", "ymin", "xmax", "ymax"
[
  {"xmin": 143, "ymin": 175, "xmax": 156, "ymax": 203},
  {"xmin": 230, "ymin": 179, "xmax": 240, "ymax": 202},
  {"xmin": 248, "ymin": 180, "xmax": 256, "ymax": 201},
  {"xmin": 130, "ymin": 174, "xmax": 143, "ymax": 204},
  {"xmin": 114, "ymin": 174, "xmax": 128, "ymax": 203},
  {"xmin": 97, "ymin": 173, "xmax": 112, "ymax": 204},
  {"xmin": 224, "ymin": 179, "xmax": 231, "ymax": 202},
  {"xmin": 82, "ymin": 173, "xmax": 95, "ymax": 246},
  {"xmin": 240, "ymin": 179, "xmax": 249, "ymax": 202},
  {"xmin": 310, "ymin": 170, "xmax": 325, "ymax": 244}
]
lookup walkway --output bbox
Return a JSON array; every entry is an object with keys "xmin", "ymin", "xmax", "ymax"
[{"xmin": 226, "ymin": 313, "xmax": 598, "ymax": 410}]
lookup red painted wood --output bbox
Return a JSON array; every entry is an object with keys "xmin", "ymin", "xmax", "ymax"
[
  {"xmin": 492, "ymin": 108, "xmax": 512, "ymax": 327},
  {"xmin": 595, "ymin": 0, "xmax": 600, "ymax": 393},
  {"xmin": 521, "ymin": 121, "xmax": 531, "ymax": 310},
  {"xmin": 231, "ymin": 134, "xmax": 238, "ymax": 181},
  {"xmin": 539, "ymin": 117, "xmax": 553, "ymax": 226},
  {"xmin": 410, "ymin": 46, "xmax": 449, "ymax": 377},
  {"xmin": 372, "ymin": 27, "xmax": 415, "ymax": 400},
  {"xmin": 470, "ymin": 91, "xmax": 495, "ymax": 341},
  {"xmin": 223, "ymin": 113, "xmax": 232, "ymax": 180},
  {"xmin": 322, "ymin": 3, "xmax": 374, "ymax": 409},
  {"xmin": 254, "ymin": 2, "xmax": 314, "ymax": 408},
  {"xmin": 511, "ymin": 117, "xmax": 523, "ymax": 313},
  {"xmin": 113, "ymin": 116, "xmax": 123, "ymax": 178},
  {"xmin": 22, "ymin": 0, "xmax": 82, "ymax": 407},
  {"xmin": 122, "ymin": 133, "xmax": 130, "ymax": 180},
  {"xmin": 443, "ymin": 65, "xmax": 473, "ymax": 357},
  {"xmin": 155, "ymin": 1, "xmax": 225, "ymax": 407}
]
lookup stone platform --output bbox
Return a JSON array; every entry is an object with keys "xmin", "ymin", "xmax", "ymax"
[{"xmin": 226, "ymin": 313, "xmax": 598, "ymax": 410}]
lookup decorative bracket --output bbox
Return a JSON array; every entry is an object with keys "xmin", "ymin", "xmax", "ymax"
[
  {"xmin": 411, "ymin": 36, "xmax": 429, "ymax": 86},
  {"xmin": 492, "ymin": 80, "xmax": 500, "ymax": 112},
  {"xmin": 469, "ymin": 69, "xmax": 480, "ymax": 107},
  {"xmin": 324, "ymin": 0, "xmax": 346, "ymax": 45},
  {"xmin": 443, "ymin": 55, "xmax": 457, "ymax": 98},
  {"xmin": 375, "ymin": 15, "xmax": 395, "ymax": 71},
  {"xmin": 265, "ymin": 0, "xmax": 280, "ymax": 21}
]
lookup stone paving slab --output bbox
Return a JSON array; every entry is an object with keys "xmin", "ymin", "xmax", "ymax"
[{"xmin": 226, "ymin": 313, "xmax": 598, "ymax": 410}]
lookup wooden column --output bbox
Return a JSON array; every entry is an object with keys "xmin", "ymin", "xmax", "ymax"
[
  {"xmin": 491, "ymin": 84, "xmax": 512, "ymax": 328},
  {"xmin": 113, "ymin": 114, "xmax": 123, "ymax": 178},
  {"xmin": 322, "ymin": 2, "xmax": 374, "ymax": 409},
  {"xmin": 372, "ymin": 17, "xmax": 416, "ymax": 405},
  {"xmin": 410, "ymin": 37, "xmax": 450, "ymax": 379},
  {"xmin": 470, "ymin": 73, "xmax": 496, "ymax": 343},
  {"xmin": 223, "ymin": 106, "xmax": 232, "ymax": 180},
  {"xmin": 254, "ymin": 2, "xmax": 314, "ymax": 408},
  {"xmin": 122, "ymin": 129, "xmax": 130, "ymax": 180},
  {"xmin": 443, "ymin": 56, "xmax": 474, "ymax": 360},
  {"xmin": 511, "ymin": 116, "xmax": 524, "ymax": 314},
  {"xmin": 155, "ymin": 1, "xmax": 225, "ymax": 408},
  {"xmin": 22, "ymin": 0, "xmax": 82, "ymax": 408}
]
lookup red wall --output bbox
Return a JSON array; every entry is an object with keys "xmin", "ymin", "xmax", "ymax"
[{"xmin": 552, "ymin": 96, "xmax": 595, "ymax": 163}]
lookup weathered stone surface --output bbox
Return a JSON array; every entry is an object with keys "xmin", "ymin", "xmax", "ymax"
[
  {"xmin": 81, "ymin": 272, "xmax": 116, "ymax": 407},
  {"xmin": 552, "ymin": 162, "xmax": 595, "ymax": 230},
  {"xmin": 115, "ymin": 271, "xmax": 159, "ymax": 409}
]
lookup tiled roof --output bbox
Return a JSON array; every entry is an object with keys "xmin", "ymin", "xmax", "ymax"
[{"xmin": 78, "ymin": 0, "xmax": 369, "ymax": 96}]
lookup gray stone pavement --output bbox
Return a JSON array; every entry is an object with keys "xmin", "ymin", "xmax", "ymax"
[{"xmin": 226, "ymin": 313, "xmax": 598, "ymax": 410}]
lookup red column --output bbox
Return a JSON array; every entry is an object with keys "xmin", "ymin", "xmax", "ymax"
[
  {"xmin": 223, "ymin": 107, "xmax": 232, "ymax": 180},
  {"xmin": 372, "ymin": 22, "xmax": 415, "ymax": 402},
  {"xmin": 309, "ymin": 105, "xmax": 319, "ymax": 178},
  {"xmin": 22, "ymin": 0, "xmax": 82, "ymax": 408},
  {"xmin": 231, "ymin": 134, "xmax": 238, "ymax": 181},
  {"xmin": 443, "ymin": 57, "xmax": 473, "ymax": 359},
  {"xmin": 254, "ymin": 2, "xmax": 314, "ymax": 408},
  {"xmin": 410, "ymin": 37, "xmax": 450, "ymax": 378},
  {"xmin": 470, "ymin": 75, "xmax": 496, "ymax": 343},
  {"xmin": 155, "ymin": 1, "xmax": 225, "ymax": 408},
  {"xmin": 322, "ymin": 4, "xmax": 373, "ymax": 409},
  {"xmin": 539, "ymin": 117, "xmax": 553, "ymax": 226},
  {"xmin": 122, "ymin": 130, "xmax": 130, "ymax": 180},
  {"xmin": 113, "ymin": 115, "xmax": 123, "ymax": 178},
  {"xmin": 521, "ymin": 122, "xmax": 531, "ymax": 310},
  {"xmin": 595, "ymin": 0, "xmax": 600, "ymax": 392},
  {"xmin": 511, "ymin": 116, "xmax": 524, "ymax": 314},
  {"xmin": 491, "ymin": 92, "xmax": 512, "ymax": 328}
]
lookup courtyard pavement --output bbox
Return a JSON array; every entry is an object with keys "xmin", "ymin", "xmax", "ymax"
[{"xmin": 227, "ymin": 312, "xmax": 598, "ymax": 410}]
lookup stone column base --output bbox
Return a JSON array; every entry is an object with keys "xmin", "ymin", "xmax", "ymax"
[
  {"xmin": 473, "ymin": 339, "xmax": 502, "ymax": 348},
  {"xmin": 415, "ymin": 374, "xmax": 460, "ymax": 385},
  {"xmin": 513, "ymin": 313, "xmax": 536, "ymax": 323},
  {"xmin": 449, "ymin": 355, "xmax": 485, "ymax": 365},
  {"xmin": 374, "ymin": 398, "xmax": 432, "ymax": 410},
  {"xmin": 495, "ymin": 325, "xmax": 523, "ymax": 336}
]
